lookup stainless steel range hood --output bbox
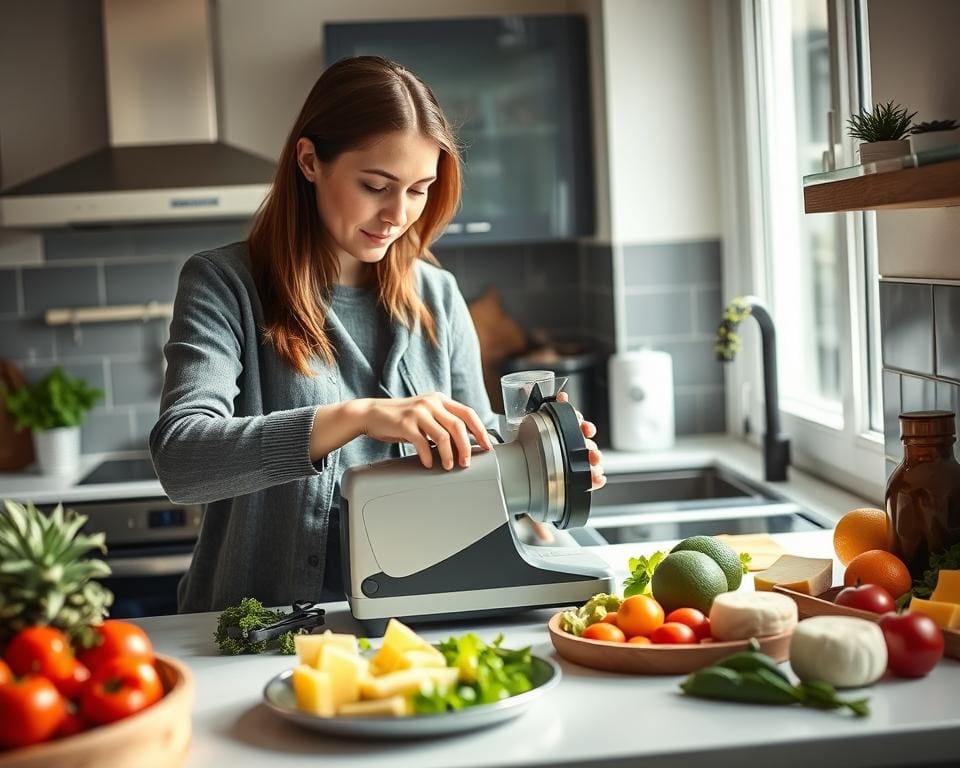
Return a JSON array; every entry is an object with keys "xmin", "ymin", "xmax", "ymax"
[{"xmin": 0, "ymin": 0, "xmax": 275, "ymax": 228}]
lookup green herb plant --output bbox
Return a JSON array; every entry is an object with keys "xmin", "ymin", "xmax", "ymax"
[
  {"xmin": 714, "ymin": 297, "xmax": 752, "ymax": 362},
  {"xmin": 2, "ymin": 367, "xmax": 103, "ymax": 431},
  {"xmin": 911, "ymin": 542, "xmax": 960, "ymax": 600},
  {"xmin": 411, "ymin": 633, "xmax": 535, "ymax": 714},
  {"xmin": 846, "ymin": 101, "xmax": 917, "ymax": 143},
  {"xmin": 910, "ymin": 119, "xmax": 958, "ymax": 135},
  {"xmin": 623, "ymin": 551, "xmax": 667, "ymax": 597},
  {"xmin": 214, "ymin": 597, "xmax": 304, "ymax": 655}
]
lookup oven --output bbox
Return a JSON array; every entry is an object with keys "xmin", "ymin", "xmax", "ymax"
[{"xmin": 69, "ymin": 459, "xmax": 203, "ymax": 618}]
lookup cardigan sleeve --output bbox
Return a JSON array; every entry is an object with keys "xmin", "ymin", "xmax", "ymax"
[{"xmin": 149, "ymin": 254, "xmax": 324, "ymax": 504}]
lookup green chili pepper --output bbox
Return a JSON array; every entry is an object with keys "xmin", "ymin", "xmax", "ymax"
[
  {"xmin": 681, "ymin": 666, "xmax": 798, "ymax": 706},
  {"xmin": 714, "ymin": 639, "xmax": 791, "ymax": 683}
]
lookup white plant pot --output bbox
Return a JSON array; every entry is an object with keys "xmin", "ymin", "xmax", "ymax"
[
  {"xmin": 33, "ymin": 426, "xmax": 81, "ymax": 476},
  {"xmin": 858, "ymin": 139, "xmax": 910, "ymax": 164},
  {"xmin": 909, "ymin": 131, "xmax": 960, "ymax": 154}
]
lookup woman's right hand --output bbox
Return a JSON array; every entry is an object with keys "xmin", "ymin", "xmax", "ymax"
[{"xmin": 354, "ymin": 393, "xmax": 493, "ymax": 470}]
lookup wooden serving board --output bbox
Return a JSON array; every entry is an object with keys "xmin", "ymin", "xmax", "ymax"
[
  {"xmin": 773, "ymin": 585, "xmax": 960, "ymax": 661},
  {"xmin": 547, "ymin": 613, "xmax": 792, "ymax": 675}
]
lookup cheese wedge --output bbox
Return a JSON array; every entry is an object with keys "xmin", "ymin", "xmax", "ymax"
[
  {"xmin": 338, "ymin": 695, "xmax": 411, "ymax": 718},
  {"xmin": 292, "ymin": 665, "xmax": 335, "ymax": 717},
  {"xmin": 318, "ymin": 645, "xmax": 371, "ymax": 708},
  {"xmin": 909, "ymin": 596, "xmax": 960, "ymax": 629},
  {"xmin": 295, "ymin": 630, "xmax": 359, "ymax": 669},
  {"xmin": 709, "ymin": 591, "xmax": 798, "ymax": 641},
  {"xmin": 931, "ymin": 569, "xmax": 960, "ymax": 604},
  {"xmin": 754, "ymin": 555, "xmax": 833, "ymax": 595},
  {"xmin": 715, "ymin": 534, "xmax": 787, "ymax": 571}
]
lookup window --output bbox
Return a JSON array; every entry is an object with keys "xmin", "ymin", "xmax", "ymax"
[{"xmin": 730, "ymin": 0, "xmax": 885, "ymax": 499}]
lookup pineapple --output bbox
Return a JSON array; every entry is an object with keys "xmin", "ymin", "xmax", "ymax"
[{"xmin": 0, "ymin": 500, "xmax": 113, "ymax": 648}]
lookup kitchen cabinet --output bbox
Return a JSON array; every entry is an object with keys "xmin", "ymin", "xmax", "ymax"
[
  {"xmin": 325, "ymin": 15, "xmax": 594, "ymax": 244},
  {"xmin": 803, "ymin": 156, "xmax": 960, "ymax": 213}
]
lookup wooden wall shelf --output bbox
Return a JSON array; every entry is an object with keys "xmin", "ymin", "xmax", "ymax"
[{"xmin": 804, "ymin": 157, "xmax": 960, "ymax": 214}]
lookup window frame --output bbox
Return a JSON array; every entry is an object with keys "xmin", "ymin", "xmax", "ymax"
[{"xmin": 721, "ymin": 0, "xmax": 885, "ymax": 502}]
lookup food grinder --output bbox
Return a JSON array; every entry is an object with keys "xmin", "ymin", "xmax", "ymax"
[{"xmin": 339, "ymin": 385, "xmax": 615, "ymax": 633}]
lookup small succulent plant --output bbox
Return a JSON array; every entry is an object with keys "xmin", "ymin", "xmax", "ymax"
[
  {"xmin": 910, "ymin": 119, "xmax": 958, "ymax": 135},
  {"xmin": 847, "ymin": 101, "xmax": 917, "ymax": 143},
  {"xmin": 715, "ymin": 297, "xmax": 753, "ymax": 362}
]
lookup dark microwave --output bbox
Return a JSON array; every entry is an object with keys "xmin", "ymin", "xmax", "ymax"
[{"xmin": 324, "ymin": 14, "xmax": 595, "ymax": 245}]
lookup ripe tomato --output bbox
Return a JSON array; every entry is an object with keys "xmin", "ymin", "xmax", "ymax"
[
  {"xmin": 81, "ymin": 657, "xmax": 163, "ymax": 725},
  {"xmin": 879, "ymin": 611, "xmax": 944, "ymax": 678},
  {"xmin": 581, "ymin": 622, "xmax": 627, "ymax": 643},
  {"xmin": 58, "ymin": 657, "xmax": 92, "ymax": 700},
  {"xmin": 627, "ymin": 635, "xmax": 652, "ymax": 645},
  {"xmin": 649, "ymin": 622, "xmax": 698, "ymax": 645},
  {"xmin": 616, "ymin": 595, "xmax": 665, "ymax": 639},
  {"xmin": 0, "ymin": 659, "xmax": 10, "ymax": 686},
  {"xmin": 5, "ymin": 626, "xmax": 73, "ymax": 678},
  {"xmin": 0, "ymin": 676, "xmax": 66, "ymax": 748},
  {"xmin": 601, "ymin": 612, "xmax": 620, "ymax": 625},
  {"xmin": 835, "ymin": 583, "xmax": 896, "ymax": 614},
  {"xmin": 54, "ymin": 709, "xmax": 87, "ymax": 739},
  {"xmin": 665, "ymin": 608, "xmax": 711, "ymax": 640},
  {"xmin": 78, "ymin": 620, "xmax": 154, "ymax": 675}
]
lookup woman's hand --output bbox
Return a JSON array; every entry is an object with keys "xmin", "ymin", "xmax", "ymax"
[
  {"xmin": 355, "ymin": 393, "xmax": 493, "ymax": 470},
  {"xmin": 556, "ymin": 392, "xmax": 606, "ymax": 491}
]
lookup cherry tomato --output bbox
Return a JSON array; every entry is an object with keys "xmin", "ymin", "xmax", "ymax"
[
  {"xmin": 54, "ymin": 708, "xmax": 87, "ymax": 739},
  {"xmin": 0, "ymin": 676, "xmax": 66, "ymax": 748},
  {"xmin": 879, "ymin": 611, "xmax": 944, "ymax": 678},
  {"xmin": 78, "ymin": 620, "xmax": 154, "ymax": 676},
  {"xmin": 835, "ymin": 583, "xmax": 896, "ymax": 614},
  {"xmin": 601, "ymin": 612, "xmax": 620, "ymax": 625},
  {"xmin": 3, "ymin": 626, "xmax": 88, "ymax": 698},
  {"xmin": 581, "ymin": 622, "xmax": 627, "ymax": 643},
  {"xmin": 81, "ymin": 657, "xmax": 163, "ymax": 725},
  {"xmin": 627, "ymin": 635, "xmax": 652, "ymax": 645},
  {"xmin": 0, "ymin": 659, "xmax": 11, "ymax": 686},
  {"xmin": 649, "ymin": 622, "xmax": 698, "ymax": 645},
  {"xmin": 665, "ymin": 608, "xmax": 712, "ymax": 640},
  {"xmin": 58, "ymin": 657, "xmax": 92, "ymax": 700},
  {"xmin": 617, "ymin": 595, "xmax": 665, "ymax": 639}
]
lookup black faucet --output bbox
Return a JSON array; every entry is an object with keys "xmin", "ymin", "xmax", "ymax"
[{"xmin": 715, "ymin": 296, "xmax": 791, "ymax": 482}]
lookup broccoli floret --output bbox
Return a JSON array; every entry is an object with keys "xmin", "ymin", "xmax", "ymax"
[{"xmin": 559, "ymin": 593, "xmax": 623, "ymax": 636}]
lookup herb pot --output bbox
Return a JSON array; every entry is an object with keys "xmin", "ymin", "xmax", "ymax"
[
  {"xmin": 33, "ymin": 425, "xmax": 80, "ymax": 476},
  {"xmin": 858, "ymin": 139, "xmax": 910, "ymax": 164},
  {"xmin": 909, "ymin": 131, "xmax": 960, "ymax": 154}
]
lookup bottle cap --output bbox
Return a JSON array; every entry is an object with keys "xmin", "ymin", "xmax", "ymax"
[{"xmin": 899, "ymin": 410, "xmax": 956, "ymax": 437}]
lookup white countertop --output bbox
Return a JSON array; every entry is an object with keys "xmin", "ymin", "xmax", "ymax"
[{"xmin": 135, "ymin": 530, "xmax": 960, "ymax": 768}]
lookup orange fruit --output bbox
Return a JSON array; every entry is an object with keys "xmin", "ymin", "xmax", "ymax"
[
  {"xmin": 616, "ymin": 595, "xmax": 665, "ymax": 638},
  {"xmin": 843, "ymin": 549, "xmax": 912, "ymax": 599},
  {"xmin": 833, "ymin": 507, "xmax": 893, "ymax": 566}
]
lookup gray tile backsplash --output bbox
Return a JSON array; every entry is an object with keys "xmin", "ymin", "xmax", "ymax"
[
  {"xmin": 0, "ymin": 271, "xmax": 18, "ymax": 316},
  {"xmin": 881, "ymin": 278, "xmax": 960, "ymax": 464}
]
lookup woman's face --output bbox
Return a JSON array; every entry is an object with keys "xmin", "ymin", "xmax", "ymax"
[{"xmin": 297, "ymin": 130, "xmax": 440, "ymax": 283}]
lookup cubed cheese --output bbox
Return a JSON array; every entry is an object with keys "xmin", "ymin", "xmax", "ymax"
[
  {"xmin": 295, "ymin": 630, "xmax": 359, "ymax": 669},
  {"xmin": 909, "ymin": 596, "xmax": 960, "ymax": 629},
  {"xmin": 754, "ymin": 555, "xmax": 833, "ymax": 595},
  {"xmin": 338, "ymin": 695, "xmax": 411, "ymax": 718},
  {"xmin": 292, "ymin": 665, "xmax": 335, "ymax": 717},
  {"xmin": 318, "ymin": 645, "xmax": 371, "ymax": 708},
  {"xmin": 789, "ymin": 616, "xmax": 887, "ymax": 688},
  {"xmin": 360, "ymin": 666, "xmax": 459, "ymax": 700},
  {"xmin": 709, "ymin": 591, "xmax": 798, "ymax": 641},
  {"xmin": 394, "ymin": 647, "xmax": 448, "ymax": 670},
  {"xmin": 931, "ymin": 569, "xmax": 960, "ymax": 605},
  {"xmin": 372, "ymin": 618, "xmax": 434, "ymax": 672}
]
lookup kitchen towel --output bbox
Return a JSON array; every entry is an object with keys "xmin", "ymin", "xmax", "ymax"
[{"xmin": 608, "ymin": 350, "xmax": 675, "ymax": 452}]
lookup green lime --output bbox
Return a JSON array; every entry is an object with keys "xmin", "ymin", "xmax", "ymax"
[
  {"xmin": 651, "ymin": 551, "xmax": 728, "ymax": 614},
  {"xmin": 671, "ymin": 535, "xmax": 744, "ymax": 591}
]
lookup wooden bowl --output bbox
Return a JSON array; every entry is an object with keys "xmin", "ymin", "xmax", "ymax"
[
  {"xmin": 547, "ymin": 613, "xmax": 792, "ymax": 675},
  {"xmin": 0, "ymin": 654, "xmax": 194, "ymax": 768},
  {"xmin": 774, "ymin": 585, "xmax": 960, "ymax": 660}
]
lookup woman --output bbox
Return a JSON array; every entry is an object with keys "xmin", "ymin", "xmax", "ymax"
[{"xmin": 150, "ymin": 56, "xmax": 605, "ymax": 614}]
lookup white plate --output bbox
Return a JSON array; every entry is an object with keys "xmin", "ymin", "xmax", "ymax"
[{"xmin": 262, "ymin": 654, "xmax": 560, "ymax": 739}]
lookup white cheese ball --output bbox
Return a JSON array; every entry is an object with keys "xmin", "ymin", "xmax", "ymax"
[
  {"xmin": 789, "ymin": 616, "xmax": 887, "ymax": 689},
  {"xmin": 709, "ymin": 591, "xmax": 799, "ymax": 641}
]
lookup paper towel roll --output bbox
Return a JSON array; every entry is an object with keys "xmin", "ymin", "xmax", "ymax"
[{"xmin": 608, "ymin": 350, "xmax": 675, "ymax": 451}]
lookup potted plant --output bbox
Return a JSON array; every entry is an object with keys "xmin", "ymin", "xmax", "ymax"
[
  {"xmin": 1, "ymin": 366, "xmax": 103, "ymax": 476},
  {"xmin": 909, "ymin": 119, "xmax": 960, "ymax": 154},
  {"xmin": 847, "ymin": 100, "xmax": 917, "ymax": 164}
]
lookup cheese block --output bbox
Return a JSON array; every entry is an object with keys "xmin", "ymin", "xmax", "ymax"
[
  {"xmin": 360, "ymin": 666, "xmax": 459, "ymax": 700},
  {"xmin": 318, "ymin": 645, "xmax": 371, "ymax": 708},
  {"xmin": 295, "ymin": 630, "xmax": 359, "ymax": 669},
  {"xmin": 292, "ymin": 665, "xmax": 335, "ymax": 717},
  {"xmin": 715, "ymin": 534, "xmax": 787, "ymax": 571},
  {"xmin": 931, "ymin": 569, "xmax": 960, "ymax": 604},
  {"xmin": 338, "ymin": 695, "xmax": 411, "ymax": 718},
  {"xmin": 909, "ymin": 596, "xmax": 960, "ymax": 629},
  {"xmin": 789, "ymin": 616, "xmax": 887, "ymax": 688},
  {"xmin": 753, "ymin": 555, "xmax": 833, "ymax": 595},
  {"xmin": 709, "ymin": 591, "xmax": 799, "ymax": 641}
]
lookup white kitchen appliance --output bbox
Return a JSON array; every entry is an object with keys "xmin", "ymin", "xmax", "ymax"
[
  {"xmin": 608, "ymin": 350, "xmax": 675, "ymax": 452},
  {"xmin": 340, "ymin": 386, "xmax": 614, "ymax": 633}
]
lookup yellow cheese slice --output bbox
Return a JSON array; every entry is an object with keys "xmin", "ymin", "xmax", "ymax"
[
  {"xmin": 931, "ymin": 569, "xmax": 960, "ymax": 604},
  {"xmin": 294, "ymin": 630, "xmax": 359, "ymax": 669},
  {"xmin": 360, "ymin": 666, "xmax": 459, "ymax": 700},
  {"xmin": 319, "ymin": 645, "xmax": 370, "ymax": 709},
  {"xmin": 753, "ymin": 555, "xmax": 833, "ymax": 595},
  {"xmin": 292, "ymin": 665, "xmax": 335, "ymax": 717},
  {"xmin": 715, "ymin": 534, "xmax": 787, "ymax": 571},
  {"xmin": 338, "ymin": 695, "xmax": 411, "ymax": 718},
  {"xmin": 909, "ymin": 597, "xmax": 960, "ymax": 629}
]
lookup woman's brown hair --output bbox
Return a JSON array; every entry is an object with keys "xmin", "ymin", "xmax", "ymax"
[{"xmin": 248, "ymin": 56, "xmax": 461, "ymax": 374}]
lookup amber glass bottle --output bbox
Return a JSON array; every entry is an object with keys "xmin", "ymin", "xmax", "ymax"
[{"xmin": 886, "ymin": 411, "xmax": 960, "ymax": 580}]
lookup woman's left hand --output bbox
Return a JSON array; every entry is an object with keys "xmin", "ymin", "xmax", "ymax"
[{"xmin": 556, "ymin": 392, "xmax": 606, "ymax": 491}]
